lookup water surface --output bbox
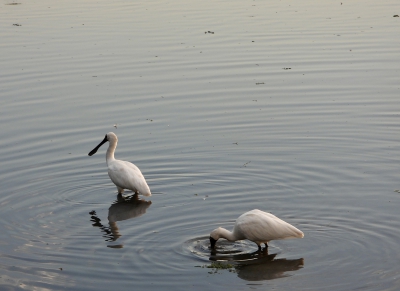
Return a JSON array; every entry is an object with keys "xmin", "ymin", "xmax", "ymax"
[{"xmin": 1, "ymin": 0, "xmax": 400, "ymax": 290}]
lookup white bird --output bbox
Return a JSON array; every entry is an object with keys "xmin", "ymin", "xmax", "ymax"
[
  {"xmin": 88, "ymin": 132, "xmax": 151, "ymax": 196},
  {"xmin": 210, "ymin": 209, "xmax": 303, "ymax": 251}
]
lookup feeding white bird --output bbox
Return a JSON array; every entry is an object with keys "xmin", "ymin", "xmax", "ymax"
[
  {"xmin": 210, "ymin": 209, "xmax": 303, "ymax": 251},
  {"xmin": 88, "ymin": 132, "xmax": 151, "ymax": 196}
]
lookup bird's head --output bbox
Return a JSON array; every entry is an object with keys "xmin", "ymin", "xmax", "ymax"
[
  {"xmin": 106, "ymin": 132, "xmax": 118, "ymax": 144},
  {"xmin": 209, "ymin": 227, "xmax": 222, "ymax": 248},
  {"xmin": 88, "ymin": 132, "xmax": 117, "ymax": 156}
]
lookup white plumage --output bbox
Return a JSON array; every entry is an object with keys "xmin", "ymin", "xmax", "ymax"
[
  {"xmin": 88, "ymin": 132, "xmax": 151, "ymax": 196},
  {"xmin": 210, "ymin": 209, "xmax": 303, "ymax": 250}
]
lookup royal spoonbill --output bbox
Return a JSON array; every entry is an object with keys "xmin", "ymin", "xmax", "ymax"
[
  {"xmin": 88, "ymin": 132, "xmax": 151, "ymax": 196},
  {"xmin": 210, "ymin": 209, "xmax": 303, "ymax": 251}
]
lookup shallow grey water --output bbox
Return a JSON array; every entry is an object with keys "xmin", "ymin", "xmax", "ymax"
[{"xmin": 1, "ymin": 0, "xmax": 400, "ymax": 290}]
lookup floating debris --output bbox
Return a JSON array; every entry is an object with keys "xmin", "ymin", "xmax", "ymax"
[
  {"xmin": 199, "ymin": 262, "xmax": 236, "ymax": 274},
  {"xmin": 255, "ymin": 82, "xmax": 264, "ymax": 85},
  {"xmin": 6, "ymin": 2, "xmax": 21, "ymax": 5},
  {"xmin": 283, "ymin": 67, "xmax": 291, "ymax": 70},
  {"xmin": 12, "ymin": 23, "xmax": 21, "ymax": 26},
  {"xmin": 394, "ymin": 15, "xmax": 399, "ymax": 17},
  {"xmin": 107, "ymin": 245, "xmax": 123, "ymax": 249},
  {"xmin": 207, "ymin": 262, "xmax": 234, "ymax": 269},
  {"xmin": 242, "ymin": 161, "xmax": 251, "ymax": 168},
  {"xmin": 205, "ymin": 31, "xmax": 214, "ymax": 34}
]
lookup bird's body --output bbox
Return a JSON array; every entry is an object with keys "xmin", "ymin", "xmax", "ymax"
[
  {"xmin": 88, "ymin": 132, "xmax": 151, "ymax": 196},
  {"xmin": 210, "ymin": 209, "xmax": 303, "ymax": 250}
]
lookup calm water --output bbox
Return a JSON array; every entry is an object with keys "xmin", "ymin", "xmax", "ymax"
[{"xmin": 1, "ymin": 0, "xmax": 400, "ymax": 290}]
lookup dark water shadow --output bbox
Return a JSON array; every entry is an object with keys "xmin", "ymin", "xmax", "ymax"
[
  {"xmin": 209, "ymin": 247, "xmax": 304, "ymax": 281},
  {"xmin": 89, "ymin": 193, "xmax": 152, "ymax": 247}
]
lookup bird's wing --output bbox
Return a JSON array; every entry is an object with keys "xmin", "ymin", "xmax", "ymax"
[
  {"xmin": 235, "ymin": 210, "xmax": 303, "ymax": 242},
  {"xmin": 121, "ymin": 161, "xmax": 151, "ymax": 195},
  {"xmin": 107, "ymin": 160, "xmax": 130, "ymax": 187}
]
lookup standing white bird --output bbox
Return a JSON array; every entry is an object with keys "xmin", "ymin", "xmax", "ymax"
[
  {"xmin": 210, "ymin": 209, "xmax": 303, "ymax": 251},
  {"xmin": 88, "ymin": 132, "xmax": 151, "ymax": 196}
]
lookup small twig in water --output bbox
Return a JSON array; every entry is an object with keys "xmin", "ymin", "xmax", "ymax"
[{"xmin": 242, "ymin": 161, "xmax": 251, "ymax": 167}]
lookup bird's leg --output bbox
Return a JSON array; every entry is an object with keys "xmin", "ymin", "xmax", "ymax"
[
  {"xmin": 117, "ymin": 187, "xmax": 124, "ymax": 194},
  {"xmin": 264, "ymin": 242, "xmax": 269, "ymax": 248},
  {"xmin": 258, "ymin": 244, "xmax": 262, "ymax": 251}
]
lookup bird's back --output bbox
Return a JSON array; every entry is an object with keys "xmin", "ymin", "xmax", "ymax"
[{"xmin": 234, "ymin": 209, "xmax": 303, "ymax": 243}]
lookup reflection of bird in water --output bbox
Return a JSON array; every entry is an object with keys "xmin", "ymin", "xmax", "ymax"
[
  {"xmin": 210, "ymin": 209, "xmax": 304, "ymax": 251},
  {"xmin": 210, "ymin": 248, "xmax": 304, "ymax": 281},
  {"xmin": 89, "ymin": 194, "xmax": 152, "ymax": 246},
  {"xmin": 88, "ymin": 132, "xmax": 151, "ymax": 196},
  {"xmin": 236, "ymin": 256, "xmax": 304, "ymax": 281},
  {"xmin": 108, "ymin": 193, "xmax": 152, "ymax": 222}
]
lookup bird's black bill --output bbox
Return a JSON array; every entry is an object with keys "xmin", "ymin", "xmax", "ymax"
[
  {"xmin": 88, "ymin": 135, "xmax": 108, "ymax": 156},
  {"xmin": 210, "ymin": 237, "xmax": 217, "ymax": 248}
]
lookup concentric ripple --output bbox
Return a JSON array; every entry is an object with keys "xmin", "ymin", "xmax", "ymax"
[{"xmin": 181, "ymin": 236, "xmax": 305, "ymax": 281}]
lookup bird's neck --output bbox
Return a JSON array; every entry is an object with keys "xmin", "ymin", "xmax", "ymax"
[
  {"xmin": 218, "ymin": 228, "xmax": 237, "ymax": 242},
  {"xmin": 106, "ymin": 141, "xmax": 117, "ymax": 162}
]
